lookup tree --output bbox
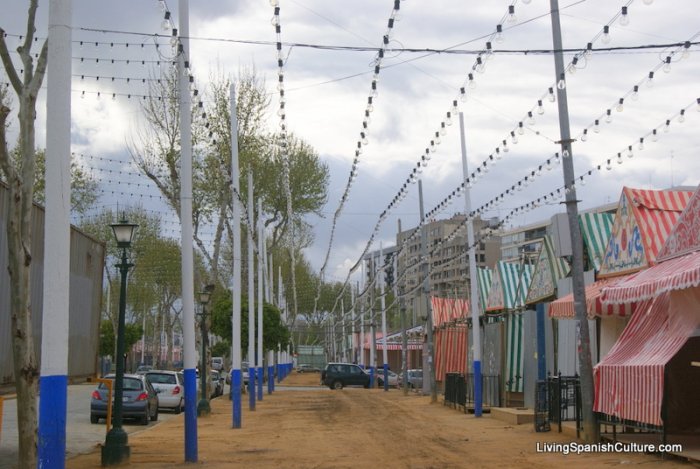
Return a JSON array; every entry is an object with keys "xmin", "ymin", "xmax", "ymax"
[
  {"xmin": 99, "ymin": 320, "xmax": 143, "ymax": 360},
  {"xmin": 0, "ymin": 3, "xmax": 48, "ymax": 467}
]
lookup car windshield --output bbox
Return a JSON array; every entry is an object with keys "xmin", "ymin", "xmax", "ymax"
[
  {"xmin": 146, "ymin": 373, "xmax": 177, "ymax": 385},
  {"xmin": 99, "ymin": 377, "xmax": 143, "ymax": 391}
]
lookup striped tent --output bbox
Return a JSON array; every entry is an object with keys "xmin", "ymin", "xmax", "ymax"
[
  {"xmin": 434, "ymin": 324, "xmax": 469, "ymax": 381},
  {"xmin": 526, "ymin": 235, "xmax": 570, "ymax": 304},
  {"xmin": 430, "ymin": 297, "xmax": 469, "ymax": 328},
  {"xmin": 476, "ymin": 267, "xmax": 493, "ymax": 312},
  {"xmin": 599, "ymin": 187, "xmax": 693, "ymax": 278},
  {"xmin": 579, "ymin": 212, "xmax": 614, "ymax": 271},
  {"xmin": 486, "ymin": 261, "xmax": 531, "ymax": 312}
]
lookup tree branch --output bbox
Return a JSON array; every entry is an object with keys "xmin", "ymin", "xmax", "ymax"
[
  {"xmin": 0, "ymin": 28, "xmax": 22, "ymax": 93},
  {"xmin": 0, "ymin": 103, "xmax": 16, "ymax": 182},
  {"xmin": 29, "ymin": 39, "xmax": 48, "ymax": 96}
]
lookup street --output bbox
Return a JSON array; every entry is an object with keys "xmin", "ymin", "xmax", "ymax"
[{"xmin": 0, "ymin": 383, "xmax": 178, "ymax": 469}]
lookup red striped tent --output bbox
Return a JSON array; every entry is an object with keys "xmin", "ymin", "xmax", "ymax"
[
  {"xmin": 434, "ymin": 324, "xmax": 468, "ymax": 381},
  {"xmin": 548, "ymin": 275, "xmax": 637, "ymax": 319},
  {"xmin": 430, "ymin": 296, "xmax": 469, "ymax": 327},
  {"xmin": 599, "ymin": 187, "xmax": 692, "ymax": 278},
  {"xmin": 594, "ymin": 288, "xmax": 700, "ymax": 426}
]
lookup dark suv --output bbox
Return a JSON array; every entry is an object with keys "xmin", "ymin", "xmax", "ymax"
[{"xmin": 321, "ymin": 363, "xmax": 370, "ymax": 390}]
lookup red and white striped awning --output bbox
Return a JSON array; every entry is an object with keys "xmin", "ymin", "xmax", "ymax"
[
  {"xmin": 594, "ymin": 288, "xmax": 700, "ymax": 426},
  {"xmin": 602, "ymin": 250, "xmax": 700, "ymax": 304},
  {"xmin": 434, "ymin": 325, "xmax": 468, "ymax": 381},
  {"xmin": 547, "ymin": 275, "xmax": 637, "ymax": 319},
  {"xmin": 431, "ymin": 297, "xmax": 469, "ymax": 327}
]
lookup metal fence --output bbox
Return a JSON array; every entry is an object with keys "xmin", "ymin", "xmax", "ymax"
[
  {"xmin": 534, "ymin": 373, "xmax": 582, "ymax": 434},
  {"xmin": 444, "ymin": 372, "xmax": 501, "ymax": 412}
]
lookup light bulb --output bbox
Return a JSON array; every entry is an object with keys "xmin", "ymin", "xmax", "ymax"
[
  {"xmin": 430, "ymin": 141, "xmax": 436, "ymax": 153},
  {"xmin": 537, "ymin": 100, "xmax": 545, "ymax": 115},
  {"xmin": 617, "ymin": 153, "xmax": 623, "ymax": 164},
  {"xmin": 646, "ymin": 71, "xmax": 654, "ymax": 88},
  {"xmin": 434, "ymin": 132, "xmax": 441, "ymax": 145},
  {"xmin": 593, "ymin": 119, "xmax": 600, "ymax": 133},
  {"xmin": 651, "ymin": 129, "xmax": 658, "ymax": 142},
  {"xmin": 627, "ymin": 146, "xmax": 633, "ymax": 158},
  {"xmin": 460, "ymin": 87, "xmax": 467, "ymax": 103},
  {"xmin": 546, "ymin": 160, "xmax": 553, "ymax": 171},
  {"xmin": 527, "ymin": 111, "xmax": 535, "ymax": 125},
  {"xmin": 557, "ymin": 78, "xmax": 566, "ymax": 90},
  {"xmin": 697, "ymin": 98, "xmax": 700, "ymax": 112},
  {"xmin": 170, "ymin": 34, "xmax": 178, "ymax": 47},
  {"xmin": 440, "ymin": 123, "xmax": 447, "ymax": 136},
  {"xmin": 663, "ymin": 119, "xmax": 670, "ymax": 133},
  {"xmin": 682, "ymin": 42, "xmax": 691, "ymax": 60},
  {"xmin": 495, "ymin": 24, "xmax": 504, "ymax": 44},
  {"xmin": 548, "ymin": 87, "xmax": 556, "ymax": 103},
  {"xmin": 663, "ymin": 57, "xmax": 671, "ymax": 73},
  {"xmin": 602, "ymin": 25, "xmax": 611, "ymax": 44},
  {"xmin": 638, "ymin": 138, "xmax": 645, "ymax": 150},
  {"xmin": 452, "ymin": 100, "xmax": 459, "ymax": 113},
  {"xmin": 468, "ymin": 73, "xmax": 476, "ymax": 90},
  {"xmin": 161, "ymin": 19, "xmax": 170, "ymax": 30},
  {"xmin": 511, "ymin": 131, "xmax": 518, "ymax": 144},
  {"xmin": 619, "ymin": 7, "xmax": 629, "ymax": 26},
  {"xmin": 445, "ymin": 112, "xmax": 453, "ymax": 126},
  {"xmin": 495, "ymin": 148, "xmax": 502, "ymax": 160},
  {"xmin": 616, "ymin": 98, "xmax": 624, "ymax": 112},
  {"xmin": 555, "ymin": 153, "xmax": 561, "ymax": 164},
  {"xmin": 605, "ymin": 109, "xmax": 612, "ymax": 123},
  {"xmin": 159, "ymin": 0, "xmax": 166, "ymax": 12},
  {"xmin": 424, "ymin": 151, "xmax": 432, "ymax": 161},
  {"xmin": 271, "ymin": 14, "xmax": 280, "ymax": 26},
  {"xmin": 606, "ymin": 160, "xmax": 612, "ymax": 170},
  {"xmin": 568, "ymin": 65, "xmax": 576, "ymax": 75},
  {"xmin": 517, "ymin": 123, "xmax": 524, "ymax": 135},
  {"xmin": 678, "ymin": 110, "xmax": 686, "ymax": 123},
  {"xmin": 581, "ymin": 129, "xmax": 588, "ymax": 142},
  {"xmin": 562, "ymin": 149, "xmax": 570, "ymax": 158},
  {"xmin": 581, "ymin": 178, "xmax": 586, "ymax": 186},
  {"xmin": 475, "ymin": 57, "xmax": 485, "ymax": 73},
  {"xmin": 631, "ymin": 85, "xmax": 639, "ymax": 101},
  {"xmin": 507, "ymin": 5, "xmax": 516, "ymax": 24},
  {"xmin": 502, "ymin": 140, "xmax": 509, "ymax": 153}
]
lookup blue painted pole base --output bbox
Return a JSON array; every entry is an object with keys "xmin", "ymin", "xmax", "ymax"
[
  {"xmin": 183, "ymin": 368, "xmax": 198, "ymax": 461},
  {"xmin": 257, "ymin": 367, "xmax": 263, "ymax": 401},
  {"xmin": 248, "ymin": 368, "xmax": 256, "ymax": 411},
  {"xmin": 474, "ymin": 360, "xmax": 483, "ymax": 417},
  {"xmin": 231, "ymin": 369, "xmax": 242, "ymax": 428},
  {"xmin": 268, "ymin": 366, "xmax": 274, "ymax": 394},
  {"xmin": 38, "ymin": 374, "xmax": 67, "ymax": 469},
  {"xmin": 383, "ymin": 364, "xmax": 389, "ymax": 391}
]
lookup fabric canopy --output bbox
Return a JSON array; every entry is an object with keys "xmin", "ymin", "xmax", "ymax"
[
  {"xmin": 594, "ymin": 288, "xmax": 700, "ymax": 426},
  {"xmin": 602, "ymin": 250, "xmax": 700, "ymax": 304},
  {"xmin": 548, "ymin": 275, "xmax": 636, "ymax": 319},
  {"xmin": 431, "ymin": 297, "xmax": 469, "ymax": 328},
  {"xmin": 434, "ymin": 325, "xmax": 468, "ymax": 380},
  {"xmin": 579, "ymin": 212, "xmax": 614, "ymax": 272}
]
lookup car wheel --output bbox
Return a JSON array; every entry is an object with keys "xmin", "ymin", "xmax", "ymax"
[
  {"xmin": 141, "ymin": 409, "xmax": 150, "ymax": 426},
  {"xmin": 332, "ymin": 380, "xmax": 343, "ymax": 390},
  {"xmin": 377, "ymin": 379, "xmax": 383, "ymax": 387},
  {"xmin": 90, "ymin": 414, "xmax": 99, "ymax": 424},
  {"xmin": 151, "ymin": 406, "xmax": 159, "ymax": 422},
  {"xmin": 175, "ymin": 400, "xmax": 182, "ymax": 414}
]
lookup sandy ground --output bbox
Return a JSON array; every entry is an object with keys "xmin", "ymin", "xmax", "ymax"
[{"xmin": 67, "ymin": 373, "xmax": 697, "ymax": 468}]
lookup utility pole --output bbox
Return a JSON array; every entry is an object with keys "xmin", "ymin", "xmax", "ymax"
[
  {"xmin": 229, "ymin": 85, "xmax": 242, "ymax": 428},
  {"xmin": 369, "ymin": 256, "xmax": 377, "ymax": 387},
  {"xmin": 398, "ymin": 219, "xmax": 409, "ymax": 396},
  {"xmin": 459, "ymin": 112, "xmax": 482, "ymax": 417},
  {"xmin": 549, "ymin": 0, "xmax": 597, "ymax": 442},
  {"xmin": 418, "ymin": 180, "xmax": 437, "ymax": 402},
  {"xmin": 341, "ymin": 300, "xmax": 347, "ymax": 362},
  {"xmin": 380, "ymin": 243, "xmax": 389, "ymax": 391},
  {"xmin": 257, "ymin": 199, "xmax": 264, "ymax": 402},
  {"xmin": 247, "ymin": 172, "xmax": 256, "ymax": 410}
]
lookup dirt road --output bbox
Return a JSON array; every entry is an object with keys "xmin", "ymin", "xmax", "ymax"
[{"xmin": 67, "ymin": 373, "xmax": 694, "ymax": 468}]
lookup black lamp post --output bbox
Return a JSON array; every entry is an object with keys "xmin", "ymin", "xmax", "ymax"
[
  {"xmin": 197, "ymin": 285, "xmax": 215, "ymax": 416},
  {"xmin": 102, "ymin": 217, "xmax": 138, "ymax": 466}
]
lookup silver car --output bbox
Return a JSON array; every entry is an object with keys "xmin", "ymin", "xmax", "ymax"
[
  {"xmin": 90, "ymin": 374, "xmax": 159, "ymax": 425},
  {"xmin": 145, "ymin": 370, "xmax": 184, "ymax": 413}
]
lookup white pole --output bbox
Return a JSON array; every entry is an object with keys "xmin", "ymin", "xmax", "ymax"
[
  {"xmin": 38, "ymin": 1, "xmax": 72, "ymax": 464},
  {"xmin": 256, "ymin": 199, "xmax": 264, "ymax": 401},
  {"xmin": 459, "ymin": 112, "xmax": 483, "ymax": 417},
  {"xmin": 341, "ymin": 300, "xmax": 346, "ymax": 362},
  {"xmin": 141, "ymin": 314, "xmax": 146, "ymax": 365},
  {"xmin": 278, "ymin": 266, "xmax": 284, "ymax": 371},
  {"xmin": 247, "ymin": 172, "xmax": 256, "ymax": 409},
  {"xmin": 380, "ymin": 244, "xmax": 389, "ymax": 390},
  {"xmin": 350, "ymin": 287, "xmax": 356, "ymax": 363},
  {"xmin": 359, "ymin": 282, "xmax": 365, "ymax": 368},
  {"xmin": 230, "ymin": 84, "xmax": 242, "ymax": 427}
]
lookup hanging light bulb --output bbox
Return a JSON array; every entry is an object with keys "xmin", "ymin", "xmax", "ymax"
[
  {"xmin": 162, "ymin": 11, "xmax": 171, "ymax": 31},
  {"xmin": 678, "ymin": 109, "xmax": 686, "ymax": 123},
  {"xmin": 548, "ymin": 87, "xmax": 556, "ymax": 103},
  {"xmin": 664, "ymin": 119, "xmax": 671, "ymax": 133},
  {"xmin": 646, "ymin": 71, "xmax": 654, "ymax": 88},
  {"xmin": 510, "ymin": 131, "xmax": 518, "ymax": 144},
  {"xmin": 485, "ymin": 42, "xmax": 494, "ymax": 61},
  {"xmin": 434, "ymin": 131, "xmax": 441, "ymax": 145},
  {"xmin": 562, "ymin": 149, "xmax": 570, "ymax": 158},
  {"xmin": 475, "ymin": 56, "xmax": 485, "ymax": 73},
  {"xmin": 546, "ymin": 159, "xmax": 553, "ymax": 171},
  {"xmin": 606, "ymin": 159, "xmax": 612, "ymax": 170},
  {"xmin": 638, "ymin": 137, "xmax": 645, "ymax": 150},
  {"xmin": 651, "ymin": 129, "xmax": 659, "ymax": 141},
  {"xmin": 507, "ymin": 5, "xmax": 516, "ymax": 24},
  {"xmin": 430, "ymin": 140, "xmax": 437, "ymax": 153},
  {"xmin": 697, "ymin": 98, "xmax": 700, "ymax": 112},
  {"xmin": 581, "ymin": 177, "xmax": 586, "ymax": 186},
  {"xmin": 361, "ymin": 132, "xmax": 369, "ymax": 146},
  {"xmin": 619, "ymin": 6, "xmax": 629, "ymax": 26},
  {"xmin": 170, "ymin": 29, "xmax": 178, "ymax": 47},
  {"xmin": 581, "ymin": 129, "xmax": 588, "ymax": 142},
  {"xmin": 627, "ymin": 145, "xmax": 634, "ymax": 158},
  {"xmin": 468, "ymin": 73, "xmax": 476, "ymax": 90},
  {"xmin": 557, "ymin": 73, "xmax": 566, "ymax": 90},
  {"xmin": 495, "ymin": 148, "xmax": 502, "ymax": 160},
  {"xmin": 593, "ymin": 119, "xmax": 600, "ymax": 133},
  {"xmin": 537, "ymin": 100, "xmax": 545, "ymax": 115},
  {"xmin": 617, "ymin": 153, "xmax": 623, "ymax": 164},
  {"xmin": 631, "ymin": 85, "xmax": 639, "ymax": 101},
  {"xmin": 681, "ymin": 41, "xmax": 691, "ymax": 60},
  {"xmin": 555, "ymin": 152, "xmax": 561, "ymax": 164},
  {"xmin": 460, "ymin": 87, "xmax": 467, "ymax": 103},
  {"xmin": 527, "ymin": 111, "xmax": 535, "ymax": 125},
  {"xmin": 495, "ymin": 24, "xmax": 504, "ymax": 44},
  {"xmin": 446, "ymin": 112, "xmax": 453, "ymax": 126},
  {"xmin": 452, "ymin": 99, "xmax": 459, "ymax": 113},
  {"xmin": 440, "ymin": 122, "xmax": 447, "ymax": 136},
  {"xmin": 583, "ymin": 43, "xmax": 593, "ymax": 63},
  {"xmin": 517, "ymin": 122, "xmax": 524, "ymax": 135},
  {"xmin": 605, "ymin": 109, "xmax": 612, "ymax": 123},
  {"xmin": 424, "ymin": 148, "xmax": 432, "ymax": 160},
  {"xmin": 502, "ymin": 139, "xmax": 509, "ymax": 153},
  {"xmin": 569, "ymin": 57, "xmax": 579, "ymax": 75},
  {"xmin": 271, "ymin": 13, "xmax": 280, "ymax": 26},
  {"xmin": 616, "ymin": 98, "xmax": 624, "ymax": 112},
  {"xmin": 601, "ymin": 25, "xmax": 611, "ymax": 44},
  {"xmin": 663, "ymin": 56, "xmax": 672, "ymax": 73}
]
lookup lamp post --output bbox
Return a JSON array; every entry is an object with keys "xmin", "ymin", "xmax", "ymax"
[
  {"xmin": 102, "ymin": 217, "xmax": 138, "ymax": 466},
  {"xmin": 197, "ymin": 285, "xmax": 215, "ymax": 416}
]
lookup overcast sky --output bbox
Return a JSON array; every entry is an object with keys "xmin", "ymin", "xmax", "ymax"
[{"xmin": 3, "ymin": 0, "xmax": 699, "ymax": 288}]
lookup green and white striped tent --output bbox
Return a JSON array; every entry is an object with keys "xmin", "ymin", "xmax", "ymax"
[
  {"xmin": 526, "ymin": 235, "xmax": 570, "ymax": 304},
  {"xmin": 579, "ymin": 212, "xmax": 614, "ymax": 271},
  {"xmin": 476, "ymin": 267, "xmax": 493, "ymax": 312}
]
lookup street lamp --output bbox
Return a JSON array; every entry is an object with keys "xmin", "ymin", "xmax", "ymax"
[
  {"xmin": 102, "ymin": 217, "xmax": 138, "ymax": 466},
  {"xmin": 197, "ymin": 284, "xmax": 215, "ymax": 416}
]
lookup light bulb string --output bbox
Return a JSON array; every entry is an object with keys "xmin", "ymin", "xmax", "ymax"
[{"xmin": 574, "ymin": 31, "xmax": 700, "ymax": 140}]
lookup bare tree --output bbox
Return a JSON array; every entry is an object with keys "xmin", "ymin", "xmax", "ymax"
[{"xmin": 0, "ymin": 2, "xmax": 48, "ymax": 467}]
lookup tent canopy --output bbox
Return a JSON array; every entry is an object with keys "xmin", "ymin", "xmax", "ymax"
[
  {"xmin": 579, "ymin": 212, "xmax": 614, "ymax": 271},
  {"xmin": 526, "ymin": 235, "xmax": 570, "ymax": 304},
  {"xmin": 548, "ymin": 275, "xmax": 636, "ymax": 319},
  {"xmin": 431, "ymin": 297, "xmax": 469, "ymax": 328}
]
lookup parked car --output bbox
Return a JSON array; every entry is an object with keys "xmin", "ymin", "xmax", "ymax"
[
  {"xmin": 225, "ymin": 362, "xmax": 250, "ymax": 386},
  {"xmin": 145, "ymin": 370, "xmax": 184, "ymax": 413},
  {"xmin": 376, "ymin": 370, "xmax": 399, "ymax": 388},
  {"xmin": 135, "ymin": 365, "xmax": 153, "ymax": 375},
  {"xmin": 90, "ymin": 374, "xmax": 158, "ymax": 425},
  {"xmin": 321, "ymin": 362, "xmax": 370, "ymax": 390},
  {"xmin": 296, "ymin": 364, "xmax": 320, "ymax": 373},
  {"xmin": 211, "ymin": 357, "xmax": 224, "ymax": 371},
  {"xmin": 398, "ymin": 369, "xmax": 423, "ymax": 389},
  {"xmin": 210, "ymin": 370, "xmax": 224, "ymax": 398}
]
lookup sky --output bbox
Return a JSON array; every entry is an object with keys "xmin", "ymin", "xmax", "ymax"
[{"xmin": 2, "ymin": 0, "xmax": 700, "ymax": 292}]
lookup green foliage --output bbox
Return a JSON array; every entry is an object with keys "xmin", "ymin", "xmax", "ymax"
[
  {"xmin": 209, "ymin": 289, "xmax": 290, "ymax": 357},
  {"xmin": 210, "ymin": 341, "xmax": 230, "ymax": 359},
  {"xmin": 99, "ymin": 319, "xmax": 143, "ymax": 358}
]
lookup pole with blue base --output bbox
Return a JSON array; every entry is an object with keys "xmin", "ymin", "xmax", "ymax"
[
  {"xmin": 247, "ymin": 172, "xmax": 256, "ymax": 411},
  {"xmin": 38, "ymin": 1, "xmax": 72, "ymax": 467}
]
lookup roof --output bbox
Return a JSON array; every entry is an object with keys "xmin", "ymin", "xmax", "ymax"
[
  {"xmin": 599, "ymin": 187, "xmax": 693, "ymax": 277},
  {"xmin": 579, "ymin": 212, "xmax": 614, "ymax": 271},
  {"xmin": 431, "ymin": 297, "xmax": 469, "ymax": 327},
  {"xmin": 526, "ymin": 235, "xmax": 570, "ymax": 304},
  {"xmin": 485, "ymin": 260, "xmax": 533, "ymax": 311},
  {"xmin": 657, "ymin": 184, "xmax": 700, "ymax": 261},
  {"xmin": 548, "ymin": 275, "xmax": 637, "ymax": 319},
  {"xmin": 476, "ymin": 267, "xmax": 492, "ymax": 312}
]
